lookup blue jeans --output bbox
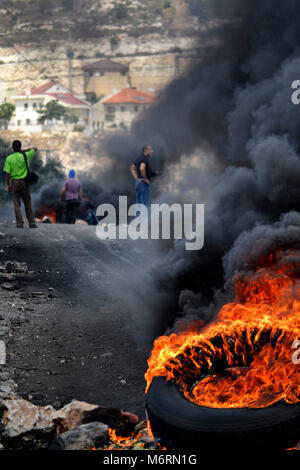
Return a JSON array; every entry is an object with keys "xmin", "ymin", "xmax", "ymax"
[{"xmin": 135, "ymin": 180, "xmax": 151, "ymax": 208}]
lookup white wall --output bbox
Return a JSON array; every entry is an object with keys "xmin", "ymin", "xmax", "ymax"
[{"xmin": 12, "ymin": 97, "xmax": 44, "ymax": 128}]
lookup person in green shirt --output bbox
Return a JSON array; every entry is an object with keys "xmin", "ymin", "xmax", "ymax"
[{"xmin": 3, "ymin": 140, "xmax": 37, "ymax": 228}]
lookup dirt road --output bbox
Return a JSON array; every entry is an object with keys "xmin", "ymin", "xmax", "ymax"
[{"xmin": 0, "ymin": 222, "xmax": 172, "ymax": 419}]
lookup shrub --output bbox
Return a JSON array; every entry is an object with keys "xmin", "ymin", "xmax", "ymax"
[
  {"xmin": 73, "ymin": 124, "xmax": 85, "ymax": 132},
  {"xmin": 110, "ymin": 37, "xmax": 120, "ymax": 49},
  {"xmin": 113, "ymin": 4, "xmax": 128, "ymax": 19}
]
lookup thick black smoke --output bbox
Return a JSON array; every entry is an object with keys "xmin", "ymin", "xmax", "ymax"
[
  {"xmin": 97, "ymin": 0, "xmax": 300, "ymax": 326},
  {"xmin": 33, "ymin": 1, "xmax": 300, "ymax": 335},
  {"xmin": 33, "ymin": 178, "xmax": 120, "ymax": 222}
]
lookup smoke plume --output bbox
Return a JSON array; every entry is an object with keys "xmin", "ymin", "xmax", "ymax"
[{"xmin": 97, "ymin": 0, "xmax": 300, "ymax": 326}]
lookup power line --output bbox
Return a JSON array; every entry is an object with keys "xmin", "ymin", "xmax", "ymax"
[{"xmin": 0, "ymin": 33, "xmax": 53, "ymax": 82}]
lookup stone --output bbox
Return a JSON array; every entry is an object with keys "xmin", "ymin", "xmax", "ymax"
[
  {"xmin": 1, "ymin": 282, "xmax": 20, "ymax": 291},
  {"xmin": 0, "ymin": 380, "xmax": 18, "ymax": 400},
  {"xmin": 59, "ymin": 422, "xmax": 109, "ymax": 450},
  {"xmin": 4, "ymin": 262, "xmax": 28, "ymax": 274},
  {"xmin": 53, "ymin": 400, "xmax": 99, "ymax": 435},
  {"xmin": 0, "ymin": 399, "xmax": 56, "ymax": 450},
  {"xmin": 53, "ymin": 400, "xmax": 138, "ymax": 436}
]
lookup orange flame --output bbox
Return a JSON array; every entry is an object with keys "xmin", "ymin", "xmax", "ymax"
[
  {"xmin": 36, "ymin": 205, "xmax": 56, "ymax": 223},
  {"xmin": 145, "ymin": 248, "xmax": 300, "ymax": 409},
  {"xmin": 107, "ymin": 428, "xmax": 143, "ymax": 450}
]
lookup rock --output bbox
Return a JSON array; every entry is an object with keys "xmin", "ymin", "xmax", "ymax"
[
  {"xmin": 53, "ymin": 400, "xmax": 99, "ymax": 435},
  {"xmin": 0, "ymin": 399, "xmax": 56, "ymax": 450},
  {"xmin": 0, "ymin": 273, "xmax": 17, "ymax": 281},
  {"xmin": 4, "ymin": 261, "xmax": 28, "ymax": 274},
  {"xmin": 1, "ymin": 282, "xmax": 19, "ymax": 291},
  {"xmin": 0, "ymin": 380, "xmax": 18, "ymax": 400},
  {"xmin": 59, "ymin": 422, "xmax": 109, "ymax": 450},
  {"xmin": 53, "ymin": 400, "xmax": 138, "ymax": 436}
]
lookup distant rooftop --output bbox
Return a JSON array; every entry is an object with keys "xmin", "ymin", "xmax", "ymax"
[
  {"xmin": 103, "ymin": 88, "xmax": 155, "ymax": 105},
  {"xmin": 16, "ymin": 81, "xmax": 89, "ymax": 107},
  {"xmin": 82, "ymin": 59, "xmax": 129, "ymax": 73}
]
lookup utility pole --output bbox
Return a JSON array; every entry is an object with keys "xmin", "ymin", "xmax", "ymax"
[{"xmin": 67, "ymin": 31, "xmax": 74, "ymax": 91}]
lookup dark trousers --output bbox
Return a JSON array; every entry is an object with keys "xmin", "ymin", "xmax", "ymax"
[
  {"xmin": 62, "ymin": 199, "xmax": 80, "ymax": 224},
  {"xmin": 11, "ymin": 179, "xmax": 35, "ymax": 227}
]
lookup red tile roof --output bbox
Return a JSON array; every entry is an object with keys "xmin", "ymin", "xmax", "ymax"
[
  {"xmin": 19, "ymin": 82, "xmax": 56, "ymax": 96},
  {"xmin": 103, "ymin": 88, "xmax": 155, "ymax": 104},
  {"xmin": 47, "ymin": 93, "xmax": 89, "ymax": 107},
  {"xmin": 17, "ymin": 82, "xmax": 89, "ymax": 107}
]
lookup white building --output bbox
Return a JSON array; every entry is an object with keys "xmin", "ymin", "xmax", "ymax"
[
  {"xmin": 89, "ymin": 87, "xmax": 155, "ymax": 132},
  {"xmin": 10, "ymin": 82, "xmax": 90, "ymax": 132},
  {"xmin": 0, "ymin": 81, "xmax": 7, "ymax": 104}
]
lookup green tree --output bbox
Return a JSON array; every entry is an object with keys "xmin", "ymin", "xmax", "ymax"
[
  {"xmin": 113, "ymin": 4, "xmax": 128, "ymax": 19},
  {"xmin": 85, "ymin": 92, "xmax": 103, "ymax": 105},
  {"xmin": 0, "ymin": 103, "xmax": 15, "ymax": 129},
  {"xmin": 37, "ymin": 100, "xmax": 66, "ymax": 124},
  {"xmin": 65, "ymin": 111, "xmax": 79, "ymax": 124}
]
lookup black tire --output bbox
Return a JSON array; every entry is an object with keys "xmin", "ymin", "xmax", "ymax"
[{"xmin": 145, "ymin": 376, "xmax": 300, "ymax": 449}]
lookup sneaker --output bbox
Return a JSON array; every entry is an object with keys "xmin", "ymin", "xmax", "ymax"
[{"xmin": 29, "ymin": 224, "xmax": 37, "ymax": 229}]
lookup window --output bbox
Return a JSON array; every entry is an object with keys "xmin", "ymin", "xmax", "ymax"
[
  {"xmin": 17, "ymin": 120, "xmax": 21, "ymax": 126},
  {"xmin": 26, "ymin": 119, "xmax": 31, "ymax": 125},
  {"xmin": 134, "ymin": 105, "xmax": 139, "ymax": 112},
  {"xmin": 105, "ymin": 113, "xmax": 115, "ymax": 122},
  {"xmin": 121, "ymin": 71, "xmax": 126, "ymax": 76},
  {"xmin": 24, "ymin": 103, "xmax": 28, "ymax": 110},
  {"xmin": 107, "ymin": 106, "xmax": 115, "ymax": 113},
  {"xmin": 120, "ymin": 106, "xmax": 126, "ymax": 112},
  {"xmin": 33, "ymin": 103, "xmax": 37, "ymax": 108},
  {"xmin": 95, "ymin": 71, "xmax": 104, "ymax": 77}
]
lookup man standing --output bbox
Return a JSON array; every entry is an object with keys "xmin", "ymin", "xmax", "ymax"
[
  {"xmin": 3, "ymin": 140, "xmax": 37, "ymax": 228},
  {"xmin": 60, "ymin": 169, "xmax": 83, "ymax": 224},
  {"xmin": 130, "ymin": 145, "xmax": 155, "ymax": 209}
]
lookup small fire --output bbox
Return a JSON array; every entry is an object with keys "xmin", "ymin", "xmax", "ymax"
[
  {"xmin": 106, "ymin": 428, "xmax": 143, "ymax": 450},
  {"xmin": 147, "ymin": 420, "xmax": 154, "ymax": 439},
  {"xmin": 145, "ymin": 248, "xmax": 300, "ymax": 409},
  {"xmin": 36, "ymin": 205, "xmax": 57, "ymax": 223}
]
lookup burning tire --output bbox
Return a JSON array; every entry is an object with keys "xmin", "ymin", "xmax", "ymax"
[
  {"xmin": 146, "ymin": 376, "xmax": 300, "ymax": 449},
  {"xmin": 145, "ymin": 249, "xmax": 300, "ymax": 449}
]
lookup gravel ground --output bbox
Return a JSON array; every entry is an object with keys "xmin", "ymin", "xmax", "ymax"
[{"xmin": 0, "ymin": 222, "xmax": 172, "ymax": 419}]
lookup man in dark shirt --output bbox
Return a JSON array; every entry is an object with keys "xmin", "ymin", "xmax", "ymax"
[{"xmin": 130, "ymin": 145, "xmax": 154, "ymax": 208}]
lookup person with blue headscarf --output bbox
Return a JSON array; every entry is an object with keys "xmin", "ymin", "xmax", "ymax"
[{"xmin": 60, "ymin": 169, "xmax": 83, "ymax": 224}]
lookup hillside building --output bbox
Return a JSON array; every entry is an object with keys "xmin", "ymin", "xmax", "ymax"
[
  {"xmin": 82, "ymin": 59, "xmax": 130, "ymax": 98},
  {"xmin": 10, "ymin": 82, "xmax": 90, "ymax": 132},
  {"xmin": 90, "ymin": 87, "xmax": 155, "ymax": 131}
]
